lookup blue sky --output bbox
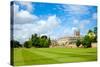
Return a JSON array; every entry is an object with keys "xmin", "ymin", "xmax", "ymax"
[{"xmin": 12, "ymin": 1, "xmax": 97, "ymax": 43}]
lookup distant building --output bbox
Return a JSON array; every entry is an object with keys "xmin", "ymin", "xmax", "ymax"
[
  {"xmin": 50, "ymin": 28, "xmax": 82, "ymax": 48},
  {"xmin": 56, "ymin": 36, "xmax": 81, "ymax": 48},
  {"xmin": 74, "ymin": 28, "xmax": 80, "ymax": 37},
  {"xmin": 50, "ymin": 27, "xmax": 97, "ymax": 48}
]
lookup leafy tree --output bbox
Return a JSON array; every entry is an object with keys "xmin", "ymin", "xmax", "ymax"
[
  {"xmin": 31, "ymin": 33, "xmax": 38, "ymax": 46},
  {"xmin": 87, "ymin": 30, "xmax": 95, "ymax": 42},
  {"xmin": 93, "ymin": 27, "xmax": 97, "ymax": 34},
  {"xmin": 24, "ymin": 34, "xmax": 51, "ymax": 48},
  {"xmin": 40, "ymin": 38, "xmax": 46, "ymax": 47},
  {"xmin": 81, "ymin": 27, "xmax": 97, "ymax": 48},
  {"xmin": 82, "ymin": 35, "xmax": 91, "ymax": 48},
  {"xmin": 88, "ymin": 30, "xmax": 93, "ymax": 34},
  {"xmin": 38, "ymin": 38, "xmax": 43, "ymax": 47},
  {"xmin": 11, "ymin": 40, "xmax": 22, "ymax": 48},
  {"xmin": 76, "ymin": 39, "xmax": 81, "ymax": 47},
  {"xmin": 41, "ymin": 35, "xmax": 47, "ymax": 39},
  {"xmin": 87, "ymin": 27, "xmax": 97, "ymax": 42},
  {"xmin": 24, "ymin": 40, "xmax": 32, "ymax": 48},
  {"xmin": 93, "ymin": 27, "xmax": 97, "ymax": 42},
  {"xmin": 38, "ymin": 36, "xmax": 48, "ymax": 47},
  {"xmin": 37, "ymin": 35, "xmax": 51, "ymax": 48}
]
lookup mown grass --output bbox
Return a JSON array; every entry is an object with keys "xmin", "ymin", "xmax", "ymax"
[{"xmin": 13, "ymin": 48, "xmax": 97, "ymax": 66}]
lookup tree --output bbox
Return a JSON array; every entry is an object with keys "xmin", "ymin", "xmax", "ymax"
[
  {"xmin": 88, "ymin": 30, "xmax": 93, "ymax": 34},
  {"xmin": 87, "ymin": 30, "xmax": 95, "ymax": 42},
  {"xmin": 38, "ymin": 38, "xmax": 43, "ymax": 47},
  {"xmin": 81, "ymin": 28, "xmax": 97, "ymax": 48},
  {"xmin": 82, "ymin": 35, "xmax": 91, "ymax": 48},
  {"xmin": 39, "ymin": 36, "xmax": 48, "ymax": 47},
  {"xmin": 31, "ymin": 33, "xmax": 38, "ymax": 47},
  {"xmin": 76, "ymin": 39, "xmax": 81, "ymax": 47},
  {"xmin": 82, "ymin": 29, "xmax": 94, "ymax": 48},
  {"xmin": 93, "ymin": 27, "xmax": 97, "ymax": 42},
  {"xmin": 93, "ymin": 27, "xmax": 97, "ymax": 34},
  {"xmin": 11, "ymin": 40, "xmax": 22, "ymax": 48},
  {"xmin": 41, "ymin": 35, "xmax": 47, "ymax": 39},
  {"xmin": 36, "ymin": 35, "xmax": 51, "ymax": 48},
  {"xmin": 24, "ymin": 40, "xmax": 32, "ymax": 48},
  {"xmin": 28, "ymin": 34, "xmax": 51, "ymax": 48}
]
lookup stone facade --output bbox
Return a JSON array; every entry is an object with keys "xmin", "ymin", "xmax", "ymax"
[
  {"xmin": 50, "ymin": 36, "xmax": 82, "ymax": 48},
  {"xmin": 56, "ymin": 36, "xmax": 81, "ymax": 48},
  {"xmin": 49, "ymin": 28, "xmax": 81, "ymax": 48}
]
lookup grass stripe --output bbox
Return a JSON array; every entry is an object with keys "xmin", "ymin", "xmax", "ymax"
[
  {"xmin": 14, "ymin": 48, "xmax": 97, "ymax": 66},
  {"xmin": 14, "ymin": 48, "xmax": 24, "ymax": 66},
  {"xmin": 20, "ymin": 48, "xmax": 60, "ymax": 66},
  {"xmin": 27, "ymin": 48, "xmax": 97, "ymax": 63}
]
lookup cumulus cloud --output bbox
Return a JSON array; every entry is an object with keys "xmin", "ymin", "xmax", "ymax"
[
  {"xmin": 12, "ymin": 2, "xmax": 38, "ymax": 43},
  {"xmin": 13, "ymin": 2, "xmax": 38, "ymax": 24},
  {"xmin": 14, "ymin": 10, "xmax": 38, "ymax": 24},
  {"xmin": 14, "ymin": 15, "xmax": 60, "ymax": 43}
]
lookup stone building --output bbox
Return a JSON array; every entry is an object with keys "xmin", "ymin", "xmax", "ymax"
[
  {"xmin": 56, "ymin": 36, "xmax": 81, "ymax": 48},
  {"xmin": 50, "ymin": 28, "xmax": 82, "ymax": 48},
  {"xmin": 49, "ymin": 28, "xmax": 97, "ymax": 48}
]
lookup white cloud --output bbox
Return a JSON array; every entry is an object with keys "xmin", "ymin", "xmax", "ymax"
[
  {"xmin": 72, "ymin": 27, "xmax": 78, "ymax": 31},
  {"xmin": 73, "ymin": 19, "xmax": 79, "ymax": 24},
  {"xmin": 14, "ymin": 10, "xmax": 38, "ymax": 24},
  {"xmin": 13, "ymin": 2, "xmax": 38, "ymax": 24},
  {"xmin": 92, "ymin": 13, "xmax": 97, "ymax": 20},
  {"xmin": 79, "ymin": 19, "xmax": 91, "ymax": 29},
  {"xmin": 17, "ymin": 1, "xmax": 33, "ymax": 12},
  {"xmin": 18, "ymin": 1, "xmax": 31, "ymax": 6},
  {"xmin": 70, "ymin": 17, "xmax": 91, "ymax": 30},
  {"xmin": 62, "ymin": 5, "xmax": 90, "ymax": 15},
  {"xmin": 82, "ymin": 19, "xmax": 90, "ymax": 24},
  {"xmin": 35, "ymin": 15, "xmax": 60, "ymax": 33},
  {"xmin": 63, "ymin": 28, "xmax": 73, "ymax": 36},
  {"xmin": 70, "ymin": 17, "xmax": 90, "ymax": 30},
  {"xmin": 12, "ymin": 2, "xmax": 38, "ymax": 43},
  {"xmin": 80, "ymin": 23, "xmax": 84, "ymax": 29},
  {"xmin": 14, "ymin": 15, "xmax": 60, "ymax": 43},
  {"xmin": 13, "ymin": 2, "xmax": 96, "ymax": 43}
]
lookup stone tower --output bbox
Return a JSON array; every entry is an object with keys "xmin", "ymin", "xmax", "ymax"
[{"xmin": 74, "ymin": 28, "xmax": 80, "ymax": 37}]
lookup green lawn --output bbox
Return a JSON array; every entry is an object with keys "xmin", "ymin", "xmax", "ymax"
[{"xmin": 13, "ymin": 48, "xmax": 97, "ymax": 66}]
